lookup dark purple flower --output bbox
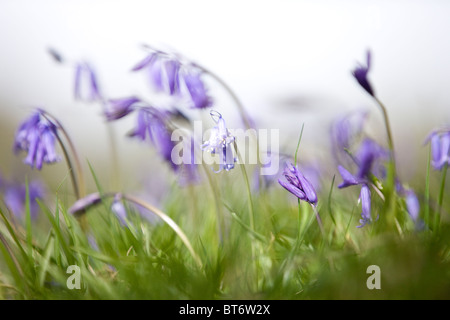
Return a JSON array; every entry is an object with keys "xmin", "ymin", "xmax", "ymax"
[
  {"xmin": 14, "ymin": 110, "xmax": 61, "ymax": 170},
  {"xmin": 74, "ymin": 61, "xmax": 102, "ymax": 102},
  {"xmin": 352, "ymin": 50, "xmax": 375, "ymax": 97},
  {"xmin": 129, "ymin": 108, "xmax": 177, "ymax": 171},
  {"xmin": 68, "ymin": 193, "xmax": 102, "ymax": 215},
  {"xmin": 202, "ymin": 111, "xmax": 236, "ymax": 172},
  {"xmin": 278, "ymin": 162, "xmax": 318, "ymax": 206},
  {"xmin": 3, "ymin": 180, "xmax": 46, "ymax": 220},
  {"xmin": 425, "ymin": 129, "xmax": 450, "ymax": 170},
  {"xmin": 104, "ymin": 97, "xmax": 141, "ymax": 121},
  {"xmin": 357, "ymin": 184, "xmax": 372, "ymax": 228},
  {"xmin": 182, "ymin": 71, "xmax": 213, "ymax": 109}
]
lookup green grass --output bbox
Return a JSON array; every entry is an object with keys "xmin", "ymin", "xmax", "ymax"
[{"xmin": 1, "ymin": 159, "xmax": 449, "ymax": 300}]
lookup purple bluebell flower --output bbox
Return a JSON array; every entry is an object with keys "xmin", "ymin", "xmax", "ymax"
[
  {"xmin": 202, "ymin": 111, "xmax": 236, "ymax": 172},
  {"xmin": 357, "ymin": 184, "xmax": 372, "ymax": 228},
  {"xmin": 424, "ymin": 129, "xmax": 450, "ymax": 170},
  {"xmin": 68, "ymin": 193, "xmax": 102, "ymax": 215},
  {"xmin": 104, "ymin": 96, "xmax": 141, "ymax": 121},
  {"xmin": 354, "ymin": 138, "xmax": 388, "ymax": 179},
  {"xmin": 132, "ymin": 47, "xmax": 212, "ymax": 109},
  {"xmin": 74, "ymin": 61, "xmax": 102, "ymax": 102},
  {"xmin": 181, "ymin": 70, "xmax": 213, "ymax": 109},
  {"xmin": 129, "ymin": 107, "xmax": 178, "ymax": 171},
  {"xmin": 404, "ymin": 189, "xmax": 420, "ymax": 223},
  {"xmin": 352, "ymin": 50, "xmax": 375, "ymax": 97},
  {"xmin": 14, "ymin": 110, "xmax": 61, "ymax": 170},
  {"xmin": 3, "ymin": 180, "xmax": 46, "ymax": 220},
  {"xmin": 278, "ymin": 162, "xmax": 318, "ymax": 206}
]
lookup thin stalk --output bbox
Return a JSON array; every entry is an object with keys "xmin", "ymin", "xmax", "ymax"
[
  {"xmin": 196, "ymin": 64, "xmax": 253, "ymax": 130},
  {"xmin": 435, "ymin": 162, "xmax": 448, "ymax": 231},
  {"xmin": 424, "ymin": 145, "xmax": 431, "ymax": 226},
  {"xmin": 40, "ymin": 110, "xmax": 85, "ymax": 198},
  {"xmin": 123, "ymin": 194, "xmax": 202, "ymax": 268},
  {"xmin": 312, "ymin": 204, "xmax": 325, "ymax": 237}
]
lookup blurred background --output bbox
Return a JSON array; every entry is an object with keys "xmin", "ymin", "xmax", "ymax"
[{"xmin": 1, "ymin": 0, "xmax": 449, "ymax": 195}]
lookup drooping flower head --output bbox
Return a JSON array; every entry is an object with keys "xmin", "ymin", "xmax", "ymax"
[
  {"xmin": 74, "ymin": 61, "xmax": 102, "ymax": 102},
  {"xmin": 352, "ymin": 50, "xmax": 375, "ymax": 97},
  {"xmin": 14, "ymin": 109, "xmax": 61, "ymax": 170},
  {"xmin": 424, "ymin": 128, "xmax": 450, "ymax": 170},
  {"xmin": 129, "ymin": 107, "xmax": 178, "ymax": 171},
  {"xmin": 132, "ymin": 46, "xmax": 212, "ymax": 109},
  {"xmin": 202, "ymin": 110, "xmax": 236, "ymax": 172},
  {"xmin": 104, "ymin": 96, "xmax": 141, "ymax": 121},
  {"xmin": 278, "ymin": 162, "xmax": 318, "ymax": 206}
]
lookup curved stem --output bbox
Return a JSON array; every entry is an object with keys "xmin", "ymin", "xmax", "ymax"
[
  {"xmin": 123, "ymin": 194, "xmax": 202, "ymax": 268},
  {"xmin": 196, "ymin": 64, "xmax": 253, "ymax": 130},
  {"xmin": 40, "ymin": 110, "xmax": 85, "ymax": 199}
]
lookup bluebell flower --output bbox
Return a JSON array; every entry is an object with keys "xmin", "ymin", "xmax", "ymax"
[
  {"xmin": 68, "ymin": 193, "xmax": 102, "ymax": 215},
  {"xmin": 352, "ymin": 50, "xmax": 375, "ymax": 97},
  {"xmin": 129, "ymin": 107, "xmax": 178, "ymax": 171},
  {"xmin": 14, "ymin": 110, "xmax": 61, "ymax": 170},
  {"xmin": 74, "ymin": 61, "xmax": 102, "ymax": 102},
  {"xmin": 202, "ymin": 111, "xmax": 236, "ymax": 172},
  {"xmin": 425, "ymin": 128, "xmax": 450, "ymax": 170},
  {"xmin": 132, "ymin": 47, "xmax": 212, "ymax": 109},
  {"xmin": 278, "ymin": 162, "xmax": 318, "ymax": 206},
  {"xmin": 357, "ymin": 184, "xmax": 372, "ymax": 228},
  {"xmin": 104, "ymin": 96, "xmax": 141, "ymax": 121},
  {"xmin": 3, "ymin": 180, "xmax": 46, "ymax": 220}
]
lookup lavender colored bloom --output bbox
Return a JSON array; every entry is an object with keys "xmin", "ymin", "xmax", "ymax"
[
  {"xmin": 132, "ymin": 47, "xmax": 212, "ymax": 109},
  {"xmin": 111, "ymin": 195, "xmax": 128, "ymax": 226},
  {"xmin": 278, "ymin": 162, "xmax": 318, "ymax": 206},
  {"xmin": 104, "ymin": 96, "xmax": 141, "ymax": 121},
  {"xmin": 74, "ymin": 61, "xmax": 102, "ymax": 102},
  {"xmin": 68, "ymin": 193, "xmax": 102, "ymax": 215},
  {"xmin": 3, "ymin": 180, "xmax": 45, "ymax": 220},
  {"xmin": 182, "ymin": 71, "xmax": 213, "ymax": 109},
  {"xmin": 354, "ymin": 138, "xmax": 388, "ymax": 179},
  {"xmin": 425, "ymin": 129, "xmax": 450, "ymax": 170},
  {"xmin": 129, "ymin": 108, "xmax": 178, "ymax": 171},
  {"xmin": 352, "ymin": 50, "xmax": 375, "ymax": 97},
  {"xmin": 202, "ymin": 111, "xmax": 236, "ymax": 172},
  {"xmin": 14, "ymin": 110, "xmax": 61, "ymax": 170},
  {"xmin": 405, "ymin": 189, "xmax": 420, "ymax": 222},
  {"xmin": 331, "ymin": 110, "xmax": 369, "ymax": 160},
  {"xmin": 357, "ymin": 184, "xmax": 372, "ymax": 228}
]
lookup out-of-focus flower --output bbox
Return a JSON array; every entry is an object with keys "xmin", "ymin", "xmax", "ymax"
[
  {"xmin": 104, "ymin": 96, "xmax": 141, "ymax": 121},
  {"xmin": 331, "ymin": 110, "xmax": 369, "ymax": 161},
  {"xmin": 132, "ymin": 47, "xmax": 212, "ymax": 109},
  {"xmin": 424, "ymin": 129, "xmax": 450, "ymax": 170},
  {"xmin": 74, "ymin": 61, "xmax": 102, "ymax": 102},
  {"xmin": 14, "ymin": 110, "xmax": 61, "ymax": 170},
  {"xmin": 278, "ymin": 162, "xmax": 318, "ymax": 206},
  {"xmin": 129, "ymin": 107, "xmax": 178, "ymax": 171},
  {"xmin": 357, "ymin": 184, "xmax": 372, "ymax": 228},
  {"xmin": 68, "ymin": 193, "xmax": 102, "ymax": 215},
  {"xmin": 202, "ymin": 111, "xmax": 236, "ymax": 172},
  {"xmin": 181, "ymin": 70, "xmax": 213, "ymax": 109},
  {"xmin": 404, "ymin": 189, "xmax": 420, "ymax": 223},
  {"xmin": 3, "ymin": 180, "xmax": 46, "ymax": 220},
  {"xmin": 111, "ymin": 194, "xmax": 128, "ymax": 226},
  {"xmin": 352, "ymin": 50, "xmax": 375, "ymax": 97},
  {"xmin": 354, "ymin": 138, "xmax": 388, "ymax": 179}
]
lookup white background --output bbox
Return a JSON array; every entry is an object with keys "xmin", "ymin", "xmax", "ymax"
[{"xmin": 1, "ymin": 0, "xmax": 449, "ymax": 192}]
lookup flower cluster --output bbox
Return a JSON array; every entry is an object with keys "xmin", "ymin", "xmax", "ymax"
[{"xmin": 13, "ymin": 109, "xmax": 61, "ymax": 170}]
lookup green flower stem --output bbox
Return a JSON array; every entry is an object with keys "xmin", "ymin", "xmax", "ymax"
[
  {"xmin": 41, "ymin": 111, "xmax": 85, "ymax": 199},
  {"xmin": 436, "ymin": 162, "xmax": 448, "ymax": 231}
]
